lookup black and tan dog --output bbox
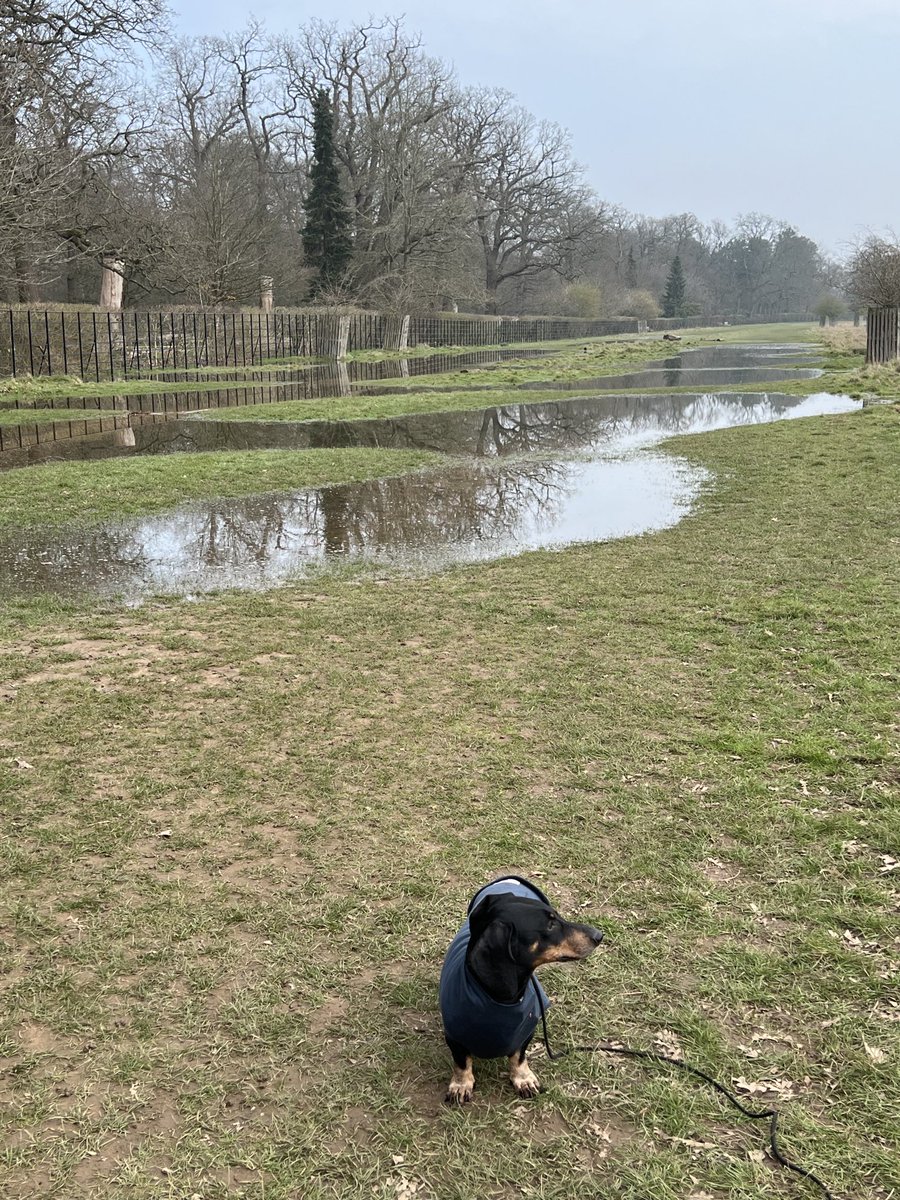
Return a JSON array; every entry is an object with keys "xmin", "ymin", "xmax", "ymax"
[{"xmin": 439, "ymin": 876, "xmax": 603, "ymax": 1103}]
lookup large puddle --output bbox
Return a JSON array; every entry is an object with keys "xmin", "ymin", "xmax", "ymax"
[
  {"xmin": 0, "ymin": 454, "xmax": 704, "ymax": 603},
  {"xmin": 0, "ymin": 343, "xmax": 820, "ymax": 468},
  {"xmin": 0, "ymin": 387, "xmax": 859, "ymax": 604}
]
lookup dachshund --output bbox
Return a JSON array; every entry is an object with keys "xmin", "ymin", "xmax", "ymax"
[{"xmin": 439, "ymin": 877, "xmax": 603, "ymax": 1103}]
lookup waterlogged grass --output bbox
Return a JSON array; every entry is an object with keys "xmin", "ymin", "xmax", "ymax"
[
  {"xmin": 0, "ymin": 373, "xmax": 304, "ymax": 407},
  {"xmin": 0, "ymin": 325, "xmax": 823, "ymax": 411},
  {"xmin": 340, "ymin": 336, "xmax": 712, "ymax": 392},
  {"xmin": 0, "ymin": 448, "xmax": 440, "ymax": 528},
  {"xmin": 0, "ymin": 405, "xmax": 128, "ymax": 425},
  {"xmin": 0, "ymin": 406, "xmax": 897, "ymax": 1199},
  {"xmin": 731, "ymin": 354, "xmax": 900, "ymax": 402},
  {"xmin": 345, "ymin": 334, "xmax": 654, "ymax": 363},
  {"xmin": 195, "ymin": 386, "xmax": 574, "ymax": 423}
]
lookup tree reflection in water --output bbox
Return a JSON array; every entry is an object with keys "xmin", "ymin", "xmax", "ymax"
[
  {"xmin": 0, "ymin": 457, "xmax": 593, "ymax": 602},
  {"xmin": 0, "ymin": 384, "xmax": 859, "ymax": 603}
]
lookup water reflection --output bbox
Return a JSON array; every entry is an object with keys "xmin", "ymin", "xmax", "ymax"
[
  {"xmin": 13, "ymin": 389, "xmax": 849, "ymax": 464},
  {"xmin": 0, "ymin": 387, "xmax": 861, "ymax": 604},
  {"xmin": 519, "ymin": 366, "xmax": 822, "ymax": 392},
  {"xmin": 0, "ymin": 454, "xmax": 702, "ymax": 604},
  {"xmin": 0, "ymin": 343, "xmax": 819, "ymax": 466}
]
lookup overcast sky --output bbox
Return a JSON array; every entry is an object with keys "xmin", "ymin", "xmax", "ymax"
[{"xmin": 170, "ymin": 0, "xmax": 899, "ymax": 257}]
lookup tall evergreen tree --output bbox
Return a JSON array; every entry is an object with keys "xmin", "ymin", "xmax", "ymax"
[
  {"xmin": 302, "ymin": 89, "xmax": 352, "ymax": 296},
  {"xmin": 661, "ymin": 255, "xmax": 687, "ymax": 318}
]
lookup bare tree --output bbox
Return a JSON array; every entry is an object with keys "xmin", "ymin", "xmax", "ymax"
[
  {"xmin": 0, "ymin": 0, "xmax": 166, "ymax": 300},
  {"xmin": 847, "ymin": 234, "xmax": 900, "ymax": 307},
  {"xmin": 139, "ymin": 33, "xmax": 305, "ymax": 305},
  {"xmin": 447, "ymin": 88, "xmax": 593, "ymax": 313}
]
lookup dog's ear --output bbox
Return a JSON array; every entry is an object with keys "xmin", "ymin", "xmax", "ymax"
[
  {"xmin": 468, "ymin": 895, "xmax": 505, "ymax": 945},
  {"xmin": 467, "ymin": 901, "xmax": 522, "ymax": 1001}
]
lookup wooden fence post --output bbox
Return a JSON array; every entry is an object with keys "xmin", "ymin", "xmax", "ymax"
[{"xmin": 337, "ymin": 314, "xmax": 350, "ymax": 358}]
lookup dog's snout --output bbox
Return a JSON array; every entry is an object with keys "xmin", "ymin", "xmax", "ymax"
[{"xmin": 586, "ymin": 926, "xmax": 604, "ymax": 946}]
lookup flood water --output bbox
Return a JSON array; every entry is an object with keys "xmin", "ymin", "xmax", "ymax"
[
  {"xmin": 0, "ymin": 343, "xmax": 820, "ymax": 467},
  {"xmin": 0, "ymin": 453, "xmax": 706, "ymax": 604},
  {"xmin": 0, "ymin": 380, "xmax": 860, "ymax": 604}
]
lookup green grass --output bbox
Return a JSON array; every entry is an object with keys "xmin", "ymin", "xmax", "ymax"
[
  {"xmin": 0, "ymin": 373, "xmax": 305, "ymax": 406},
  {"xmin": 0, "ymin": 448, "xmax": 441, "ymax": 528},
  {"xmin": 0, "ymin": 405, "xmax": 897, "ymax": 1198},
  {"xmin": 0, "ymin": 405, "xmax": 130, "ymax": 425},
  {"xmin": 678, "ymin": 321, "xmax": 823, "ymax": 344},
  {"xmin": 195, "ymin": 386, "xmax": 575, "ymax": 423}
]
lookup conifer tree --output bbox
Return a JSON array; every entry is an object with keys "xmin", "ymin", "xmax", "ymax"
[
  {"xmin": 661, "ymin": 255, "xmax": 687, "ymax": 318},
  {"xmin": 302, "ymin": 89, "xmax": 352, "ymax": 296}
]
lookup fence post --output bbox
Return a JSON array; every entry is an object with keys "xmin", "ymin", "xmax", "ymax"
[
  {"xmin": 260, "ymin": 276, "xmax": 274, "ymax": 313},
  {"xmin": 337, "ymin": 314, "xmax": 350, "ymax": 359}
]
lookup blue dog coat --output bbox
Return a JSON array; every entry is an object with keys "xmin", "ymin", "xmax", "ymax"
[{"xmin": 439, "ymin": 877, "xmax": 551, "ymax": 1059}]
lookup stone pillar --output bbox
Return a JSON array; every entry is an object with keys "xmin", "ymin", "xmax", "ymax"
[
  {"xmin": 260, "ymin": 276, "xmax": 274, "ymax": 313},
  {"xmin": 99, "ymin": 256, "xmax": 125, "ymax": 309}
]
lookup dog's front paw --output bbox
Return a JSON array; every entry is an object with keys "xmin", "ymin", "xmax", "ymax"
[
  {"xmin": 445, "ymin": 1078, "xmax": 474, "ymax": 1105},
  {"xmin": 510, "ymin": 1061, "xmax": 541, "ymax": 1098}
]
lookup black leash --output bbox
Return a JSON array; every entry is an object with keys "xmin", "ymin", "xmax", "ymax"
[{"xmin": 532, "ymin": 980, "xmax": 838, "ymax": 1200}]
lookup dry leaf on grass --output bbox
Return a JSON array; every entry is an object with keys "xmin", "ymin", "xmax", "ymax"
[
  {"xmin": 587, "ymin": 1123, "xmax": 613, "ymax": 1141},
  {"xmin": 863, "ymin": 1041, "xmax": 887, "ymax": 1064},
  {"xmin": 732, "ymin": 1076, "xmax": 796, "ymax": 1100},
  {"xmin": 751, "ymin": 1030, "xmax": 801, "ymax": 1048},
  {"xmin": 652, "ymin": 1028, "xmax": 684, "ymax": 1060},
  {"xmin": 660, "ymin": 1133, "xmax": 717, "ymax": 1151}
]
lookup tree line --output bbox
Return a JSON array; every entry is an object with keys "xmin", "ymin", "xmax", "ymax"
[{"xmin": 0, "ymin": 2, "xmax": 874, "ymax": 317}]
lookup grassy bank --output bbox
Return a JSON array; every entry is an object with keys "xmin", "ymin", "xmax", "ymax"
[
  {"xmin": 771, "ymin": 360, "xmax": 900, "ymax": 401},
  {"xmin": 0, "ymin": 448, "xmax": 441, "ymax": 529},
  {"xmin": 0, "ymin": 405, "xmax": 897, "ymax": 1199},
  {"xmin": 194, "ymin": 386, "xmax": 574, "ymax": 423},
  {"xmin": 0, "ymin": 406, "xmax": 133, "ymax": 425},
  {"xmin": 0, "ymin": 374, "xmax": 305, "ymax": 407}
]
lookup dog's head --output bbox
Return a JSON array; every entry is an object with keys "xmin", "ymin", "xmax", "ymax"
[{"xmin": 468, "ymin": 892, "xmax": 603, "ymax": 989}]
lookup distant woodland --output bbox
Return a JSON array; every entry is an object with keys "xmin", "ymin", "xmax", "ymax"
[{"xmin": 1, "ymin": 4, "xmax": 852, "ymax": 315}]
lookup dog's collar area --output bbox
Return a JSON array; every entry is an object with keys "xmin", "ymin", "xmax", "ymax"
[{"xmin": 464, "ymin": 959, "xmax": 532, "ymax": 1007}]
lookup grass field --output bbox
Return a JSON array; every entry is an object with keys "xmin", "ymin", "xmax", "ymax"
[{"xmin": 1, "ymin": 398, "xmax": 897, "ymax": 1198}]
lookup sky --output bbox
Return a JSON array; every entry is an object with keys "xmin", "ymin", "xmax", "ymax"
[{"xmin": 170, "ymin": 0, "xmax": 900, "ymax": 257}]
